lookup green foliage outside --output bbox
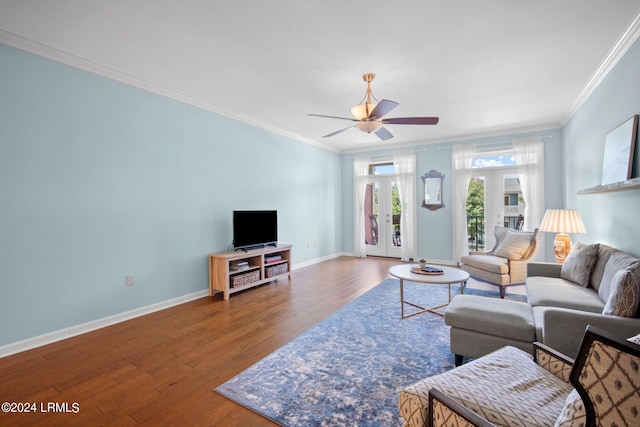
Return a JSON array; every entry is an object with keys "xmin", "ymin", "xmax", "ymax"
[
  {"xmin": 372, "ymin": 183, "xmax": 402, "ymax": 215},
  {"xmin": 467, "ymin": 178, "xmax": 485, "ymax": 246}
]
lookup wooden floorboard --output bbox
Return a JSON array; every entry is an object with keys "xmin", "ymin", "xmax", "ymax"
[{"xmin": 0, "ymin": 256, "xmax": 400, "ymax": 426}]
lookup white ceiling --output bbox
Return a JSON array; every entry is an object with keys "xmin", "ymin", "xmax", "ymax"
[{"xmin": 1, "ymin": 1, "xmax": 640, "ymax": 152}]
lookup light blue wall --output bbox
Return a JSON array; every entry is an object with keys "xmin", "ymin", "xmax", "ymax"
[
  {"xmin": 562, "ymin": 37, "xmax": 640, "ymax": 256},
  {"xmin": 341, "ymin": 130, "xmax": 563, "ymax": 262},
  {"xmin": 0, "ymin": 44, "xmax": 342, "ymax": 346},
  {"xmin": 3, "ymin": 35, "xmax": 638, "ymax": 348}
]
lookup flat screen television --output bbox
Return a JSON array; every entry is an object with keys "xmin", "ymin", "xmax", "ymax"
[{"xmin": 233, "ymin": 210, "xmax": 278, "ymax": 250}]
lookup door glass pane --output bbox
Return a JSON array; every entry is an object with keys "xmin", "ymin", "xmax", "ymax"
[
  {"xmin": 466, "ymin": 177, "xmax": 485, "ymax": 251},
  {"xmin": 391, "ymin": 181, "xmax": 401, "ymax": 247},
  {"xmin": 503, "ymin": 175, "xmax": 525, "ymax": 229},
  {"xmin": 364, "ymin": 182, "xmax": 380, "ymax": 246}
]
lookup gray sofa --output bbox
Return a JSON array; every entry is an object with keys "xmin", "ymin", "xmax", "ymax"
[
  {"xmin": 445, "ymin": 242, "xmax": 640, "ymax": 360},
  {"xmin": 527, "ymin": 243, "xmax": 640, "ymax": 357}
]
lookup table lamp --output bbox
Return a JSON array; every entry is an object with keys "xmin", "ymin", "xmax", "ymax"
[{"xmin": 539, "ymin": 209, "xmax": 586, "ymax": 264}]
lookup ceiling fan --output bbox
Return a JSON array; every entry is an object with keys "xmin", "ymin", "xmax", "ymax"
[{"xmin": 308, "ymin": 73, "xmax": 439, "ymax": 141}]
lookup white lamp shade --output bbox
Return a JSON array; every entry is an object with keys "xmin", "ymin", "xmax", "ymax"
[
  {"xmin": 355, "ymin": 121, "xmax": 383, "ymax": 133},
  {"xmin": 539, "ymin": 209, "xmax": 586, "ymax": 234}
]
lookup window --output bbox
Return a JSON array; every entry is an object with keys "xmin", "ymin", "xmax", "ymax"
[
  {"xmin": 466, "ymin": 152, "xmax": 525, "ymax": 250},
  {"xmin": 369, "ymin": 162, "xmax": 395, "ymax": 175}
]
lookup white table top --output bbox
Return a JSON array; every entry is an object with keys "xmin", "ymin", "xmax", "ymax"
[{"xmin": 389, "ymin": 264, "xmax": 469, "ymax": 284}]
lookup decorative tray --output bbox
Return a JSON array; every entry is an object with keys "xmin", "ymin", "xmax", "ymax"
[{"xmin": 411, "ymin": 265, "xmax": 445, "ymax": 275}]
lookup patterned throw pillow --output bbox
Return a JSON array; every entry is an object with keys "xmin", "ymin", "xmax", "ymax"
[
  {"xmin": 598, "ymin": 252, "xmax": 640, "ymax": 302},
  {"xmin": 554, "ymin": 389, "xmax": 585, "ymax": 427},
  {"xmin": 560, "ymin": 243, "xmax": 599, "ymax": 287},
  {"xmin": 628, "ymin": 333, "xmax": 640, "ymax": 345},
  {"xmin": 494, "ymin": 231, "xmax": 533, "ymax": 260},
  {"xmin": 602, "ymin": 268, "xmax": 640, "ymax": 317}
]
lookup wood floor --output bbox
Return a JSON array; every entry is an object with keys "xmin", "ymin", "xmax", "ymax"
[{"xmin": 0, "ymin": 256, "xmax": 401, "ymax": 427}]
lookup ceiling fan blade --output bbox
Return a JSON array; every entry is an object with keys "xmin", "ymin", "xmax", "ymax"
[
  {"xmin": 375, "ymin": 127, "xmax": 394, "ymax": 141},
  {"xmin": 308, "ymin": 113, "xmax": 357, "ymax": 122},
  {"xmin": 382, "ymin": 117, "xmax": 439, "ymax": 125},
  {"xmin": 369, "ymin": 99, "xmax": 399, "ymax": 119},
  {"xmin": 323, "ymin": 125, "xmax": 356, "ymax": 138}
]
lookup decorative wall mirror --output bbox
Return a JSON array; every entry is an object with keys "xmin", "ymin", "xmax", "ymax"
[{"xmin": 422, "ymin": 170, "xmax": 444, "ymax": 210}]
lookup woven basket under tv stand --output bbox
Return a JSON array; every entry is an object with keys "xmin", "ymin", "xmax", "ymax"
[{"xmin": 208, "ymin": 244, "xmax": 292, "ymax": 300}]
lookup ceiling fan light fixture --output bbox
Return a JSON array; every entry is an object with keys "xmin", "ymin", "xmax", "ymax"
[
  {"xmin": 350, "ymin": 103, "xmax": 377, "ymax": 120},
  {"xmin": 356, "ymin": 121, "xmax": 383, "ymax": 133}
]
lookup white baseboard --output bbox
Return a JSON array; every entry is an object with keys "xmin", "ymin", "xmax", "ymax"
[
  {"xmin": 0, "ymin": 289, "xmax": 209, "ymax": 358},
  {"xmin": 291, "ymin": 252, "xmax": 350, "ymax": 270},
  {"xmin": 0, "ymin": 252, "xmax": 353, "ymax": 358}
]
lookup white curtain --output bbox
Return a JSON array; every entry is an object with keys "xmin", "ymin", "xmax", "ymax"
[
  {"xmin": 393, "ymin": 152, "xmax": 416, "ymax": 261},
  {"xmin": 353, "ymin": 156, "xmax": 370, "ymax": 258},
  {"xmin": 512, "ymin": 137, "xmax": 544, "ymax": 231},
  {"xmin": 451, "ymin": 144, "xmax": 476, "ymax": 264},
  {"xmin": 513, "ymin": 136, "xmax": 545, "ymax": 259}
]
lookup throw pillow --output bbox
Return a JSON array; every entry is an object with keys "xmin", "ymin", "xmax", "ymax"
[
  {"xmin": 602, "ymin": 268, "xmax": 639, "ymax": 317},
  {"xmin": 560, "ymin": 243, "xmax": 600, "ymax": 287},
  {"xmin": 598, "ymin": 252, "xmax": 640, "ymax": 302},
  {"xmin": 628, "ymin": 333, "xmax": 640, "ymax": 345},
  {"xmin": 494, "ymin": 231, "xmax": 533, "ymax": 260},
  {"xmin": 554, "ymin": 389, "xmax": 585, "ymax": 427}
]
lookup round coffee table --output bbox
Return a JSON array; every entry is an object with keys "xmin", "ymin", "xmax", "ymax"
[{"xmin": 389, "ymin": 264, "xmax": 470, "ymax": 318}]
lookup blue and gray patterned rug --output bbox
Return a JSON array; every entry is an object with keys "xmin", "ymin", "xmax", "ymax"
[{"xmin": 215, "ymin": 278, "xmax": 524, "ymax": 426}]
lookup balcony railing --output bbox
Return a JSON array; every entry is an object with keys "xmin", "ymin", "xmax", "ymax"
[
  {"xmin": 467, "ymin": 215, "xmax": 485, "ymax": 251},
  {"xmin": 467, "ymin": 215, "xmax": 523, "ymax": 251}
]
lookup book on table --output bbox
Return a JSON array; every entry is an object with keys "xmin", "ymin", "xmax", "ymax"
[
  {"xmin": 230, "ymin": 261, "xmax": 250, "ymax": 271},
  {"xmin": 265, "ymin": 255, "xmax": 282, "ymax": 264}
]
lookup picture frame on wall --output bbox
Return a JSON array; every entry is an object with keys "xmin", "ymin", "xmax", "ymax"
[{"xmin": 601, "ymin": 114, "xmax": 638, "ymax": 186}]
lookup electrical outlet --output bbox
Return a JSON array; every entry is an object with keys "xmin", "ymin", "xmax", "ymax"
[{"xmin": 125, "ymin": 274, "xmax": 135, "ymax": 287}]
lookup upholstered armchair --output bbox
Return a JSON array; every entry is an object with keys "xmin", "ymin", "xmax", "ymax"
[
  {"xmin": 460, "ymin": 226, "xmax": 538, "ymax": 297},
  {"xmin": 399, "ymin": 326, "xmax": 640, "ymax": 427}
]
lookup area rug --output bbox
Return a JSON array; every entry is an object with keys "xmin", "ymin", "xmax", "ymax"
[{"xmin": 215, "ymin": 278, "xmax": 525, "ymax": 426}]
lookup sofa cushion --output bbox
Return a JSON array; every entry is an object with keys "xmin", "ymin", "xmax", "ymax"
[
  {"xmin": 598, "ymin": 252, "xmax": 640, "ymax": 304},
  {"xmin": 602, "ymin": 268, "xmax": 640, "ymax": 317},
  {"xmin": 560, "ymin": 242, "xmax": 599, "ymax": 287},
  {"xmin": 526, "ymin": 276, "xmax": 605, "ymax": 313},
  {"xmin": 460, "ymin": 254, "xmax": 509, "ymax": 275},
  {"xmin": 445, "ymin": 294, "xmax": 535, "ymax": 342},
  {"xmin": 494, "ymin": 230, "xmax": 534, "ymax": 260},
  {"xmin": 399, "ymin": 346, "xmax": 573, "ymax": 427},
  {"xmin": 554, "ymin": 389, "xmax": 586, "ymax": 427},
  {"xmin": 589, "ymin": 244, "xmax": 620, "ymax": 291}
]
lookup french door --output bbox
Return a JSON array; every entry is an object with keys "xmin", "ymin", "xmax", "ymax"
[
  {"xmin": 364, "ymin": 176, "xmax": 402, "ymax": 258},
  {"xmin": 468, "ymin": 167, "xmax": 524, "ymax": 251}
]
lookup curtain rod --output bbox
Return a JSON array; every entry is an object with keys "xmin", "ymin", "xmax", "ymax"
[
  {"xmin": 344, "ymin": 135, "xmax": 553, "ymax": 158},
  {"xmin": 435, "ymin": 135, "xmax": 553, "ymax": 150},
  {"xmin": 344, "ymin": 151, "xmax": 424, "ymax": 160}
]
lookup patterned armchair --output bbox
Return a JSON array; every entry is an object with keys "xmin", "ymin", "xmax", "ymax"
[
  {"xmin": 459, "ymin": 226, "xmax": 538, "ymax": 298},
  {"xmin": 399, "ymin": 326, "xmax": 640, "ymax": 427}
]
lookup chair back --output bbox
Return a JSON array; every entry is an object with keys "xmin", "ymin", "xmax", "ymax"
[
  {"xmin": 570, "ymin": 326, "xmax": 640, "ymax": 427},
  {"xmin": 487, "ymin": 225, "xmax": 538, "ymax": 260}
]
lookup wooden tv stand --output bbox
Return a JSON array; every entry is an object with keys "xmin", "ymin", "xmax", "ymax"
[{"xmin": 208, "ymin": 244, "xmax": 292, "ymax": 300}]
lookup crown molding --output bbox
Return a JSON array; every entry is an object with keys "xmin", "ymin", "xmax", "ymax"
[
  {"xmin": 340, "ymin": 122, "xmax": 561, "ymax": 155},
  {"xmin": 561, "ymin": 11, "xmax": 640, "ymax": 125},
  {"xmin": 0, "ymin": 29, "xmax": 338, "ymax": 153}
]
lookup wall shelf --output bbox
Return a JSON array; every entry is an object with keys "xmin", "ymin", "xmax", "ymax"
[{"xmin": 577, "ymin": 177, "xmax": 640, "ymax": 194}]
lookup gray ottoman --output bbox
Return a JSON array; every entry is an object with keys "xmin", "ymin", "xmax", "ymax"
[{"xmin": 444, "ymin": 294, "xmax": 535, "ymax": 365}]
